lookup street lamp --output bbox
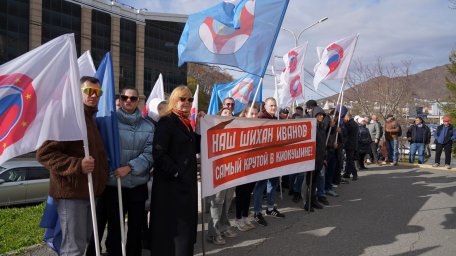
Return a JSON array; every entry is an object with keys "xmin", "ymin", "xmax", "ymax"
[{"xmin": 281, "ymin": 17, "xmax": 328, "ymax": 47}]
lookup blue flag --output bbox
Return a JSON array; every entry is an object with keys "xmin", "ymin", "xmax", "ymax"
[
  {"xmin": 178, "ymin": 0, "xmax": 290, "ymax": 77},
  {"xmin": 207, "ymin": 84, "xmax": 220, "ymax": 115},
  {"xmin": 95, "ymin": 52, "xmax": 121, "ymax": 173},
  {"xmin": 216, "ymin": 73, "xmax": 263, "ymax": 114},
  {"xmin": 39, "ymin": 196, "xmax": 61, "ymax": 254}
]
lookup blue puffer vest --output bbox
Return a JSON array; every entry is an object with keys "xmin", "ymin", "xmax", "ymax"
[{"xmin": 107, "ymin": 108, "xmax": 154, "ymax": 188}]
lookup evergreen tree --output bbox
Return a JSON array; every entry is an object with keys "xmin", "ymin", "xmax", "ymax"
[{"xmin": 442, "ymin": 51, "xmax": 456, "ymax": 120}]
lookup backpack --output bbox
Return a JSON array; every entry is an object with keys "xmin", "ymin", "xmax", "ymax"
[{"xmin": 359, "ymin": 126, "xmax": 372, "ymax": 144}]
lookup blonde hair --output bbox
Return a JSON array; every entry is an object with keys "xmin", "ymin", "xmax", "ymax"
[{"xmin": 161, "ymin": 85, "xmax": 192, "ymax": 117}]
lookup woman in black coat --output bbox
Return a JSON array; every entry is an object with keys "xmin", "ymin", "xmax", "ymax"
[{"xmin": 149, "ymin": 86, "xmax": 201, "ymax": 256}]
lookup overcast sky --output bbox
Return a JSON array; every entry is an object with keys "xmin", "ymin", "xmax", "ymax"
[{"xmin": 119, "ymin": 0, "xmax": 456, "ymax": 100}]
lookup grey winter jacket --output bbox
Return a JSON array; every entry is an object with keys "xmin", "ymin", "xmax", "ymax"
[
  {"xmin": 107, "ymin": 108, "xmax": 154, "ymax": 188},
  {"xmin": 367, "ymin": 121, "xmax": 382, "ymax": 141}
]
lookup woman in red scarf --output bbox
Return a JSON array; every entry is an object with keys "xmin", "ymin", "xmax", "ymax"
[{"xmin": 149, "ymin": 86, "xmax": 202, "ymax": 256}]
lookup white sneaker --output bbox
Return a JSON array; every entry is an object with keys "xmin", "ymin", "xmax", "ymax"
[
  {"xmin": 366, "ymin": 159, "xmax": 371, "ymax": 164},
  {"xmin": 234, "ymin": 219, "xmax": 249, "ymax": 232},
  {"xmin": 221, "ymin": 228, "xmax": 238, "ymax": 238},
  {"xmin": 445, "ymin": 164, "xmax": 451, "ymax": 169},
  {"xmin": 243, "ymin": 217, "xmax": 255, "ymax": 230},
  {"xmin": 208, "ymin": 235, "xmax": 226, "ymax": 245}
]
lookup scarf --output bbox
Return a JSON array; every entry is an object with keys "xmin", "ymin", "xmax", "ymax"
[{"xmin": 173, "ymin": 109, "xmax": 192, "ymax": 130}]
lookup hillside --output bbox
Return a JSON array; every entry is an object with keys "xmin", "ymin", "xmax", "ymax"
[{"xmin": 324, "ymin": 64, "xmax": 451, "ymax": 103}]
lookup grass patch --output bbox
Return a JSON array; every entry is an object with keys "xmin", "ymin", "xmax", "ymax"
[{"xmin": 0, "ymin": 203, "xmax": 45, "ymax": 254}]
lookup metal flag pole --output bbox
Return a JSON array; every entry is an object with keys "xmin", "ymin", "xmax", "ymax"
[
  {"xmin": 117, "ymin": 178, "xmax": 127, "ymax": 256},
  {"xmin": 83, "ymin": 145, "xmax": 101, "ymax": 256},
  {"xmin": 248, "ymin": 77, "xmax": 263, "ymax": 117}
]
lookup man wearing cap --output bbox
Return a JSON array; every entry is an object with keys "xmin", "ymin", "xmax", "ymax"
[
  {"xmin": 433, "ymin": 117, "xmax": 456, "ymax": 169},
  {"xmin": 406, "ymin": 117, "xmax": 431, "ymax": 164}
]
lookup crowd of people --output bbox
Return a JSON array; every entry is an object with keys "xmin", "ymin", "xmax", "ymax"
[{"xmin": 36, "ymin": 78, "xmax": 455, "ymax": 256}]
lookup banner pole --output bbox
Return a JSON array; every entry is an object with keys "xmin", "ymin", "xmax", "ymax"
[
  {"xmin": 117, "ymin": 178, "xmax": 126, "ymax": 256},
  {"xmin": 200, "ymin": 191, "xmax": 206, "ymax": 256},
  {"xmin": 248, "ymin": 77, "xmax": 263, "ymax": 117},
  {"xmin": 84, "ymin": 145, "xmax": 100, "ymax": 256}
]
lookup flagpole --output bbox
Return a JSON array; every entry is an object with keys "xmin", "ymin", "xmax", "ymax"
[
  {"xmin": 334, "ymin": 34, "xmax": 360, "ymax": 143},
  {"xmin": 117, "ymin": 178, "xmax": 127, "ymax": 256},
  {"xmin": 84, "ymin": 145, "xmax": 101, "ymax": 256},
  {"xmin": 248, "ymin": 77, "xmax": 263, "ymax": 117}
]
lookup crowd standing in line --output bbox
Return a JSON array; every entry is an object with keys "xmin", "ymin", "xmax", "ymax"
[{"xmin": 36, "ymin": 77, "xmax": 453, "ymax": 255}]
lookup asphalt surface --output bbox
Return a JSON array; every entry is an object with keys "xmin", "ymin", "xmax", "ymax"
[{"xmin": 13, "ymin": 164, "xmax": 456, "ymax": 256}]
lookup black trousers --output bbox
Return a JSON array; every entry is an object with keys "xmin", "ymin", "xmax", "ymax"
[
  {"xmin": 359, "ymin": 152, "xmax": 367, "ymax": 168},
  {"xmin": 235, "ymin": 182, "xmax": 255, "ymax": 219},
  {"xmin": 345, "ymin": 149, "xmax": 357, "ymax": 177},
  {"xmin": 105, "ymin": 184, "xmax": 148, "ymax": 256},
  {"xmin": 435, "ymin": 142, "xmax": 452, "ymax": 165},
  {"xmin": 306, "ymin": 165, "xmax": 320, "ymax": 202}
]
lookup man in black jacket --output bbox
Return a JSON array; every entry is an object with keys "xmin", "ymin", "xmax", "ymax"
[
  {"xmin": 432, "ymin": 117, "xmax": 456, "ymax": 169},
  {"xmin": 342, "ymin": 113, "xmax": 359, "ymax": 180},
  {"xmin": 406, "ymin": 117, "xmax": 431, "ymax": 164}
]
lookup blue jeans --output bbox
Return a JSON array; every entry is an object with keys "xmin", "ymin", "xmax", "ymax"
[
  {"xmin": 207, "ymin": 188, "xmax": 235, "ymax": 237},
  {"xmin": 289, "ymin": 173, "xmax": 305, "ymax": 193},
  {"xmin": 253, "ymin": 177, "xmax": 279, "ymax": 213},
  {"xmin": 55, "ymin": 199, "xmax": 92, "ymax": 256},
  {"xmin": 409, "ymin": 143, "xmax": 424, "ymax": 163},
  {"xmin": 386, "ymin": 139, "xmax": 399, "ymax": 162}
]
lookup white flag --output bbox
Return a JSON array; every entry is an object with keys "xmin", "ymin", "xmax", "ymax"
[
  {"xmin": 78, "ymin": 50, "xmax": 96, "ymax": 77},
  {"xmin": 313, "ymin": 34, "xmax": 359, "ymax": 90},
  {"xmin": 0, "ymin": 34, "xmax": 87, "ymax": 164},
  {"xmin": 277, "ymin": 42, "xmax": 308, "ymax": 108},
  {"xmin": 143, "ymin": 73, "xmax": 165, "ymax": 121}
]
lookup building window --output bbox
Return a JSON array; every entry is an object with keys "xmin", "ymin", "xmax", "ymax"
[
  {"xmin": 91, "ymin": 9, "xmax": 111, "ymax": 67},
  {"xmin": 119, "ymin": 18, "xmax": 136, "ymax": 91},
  {"xmin": 0, "ymin": 0, "xmax": 29, "ymax": 65},
  {"xmin": 42, "ymin": 0, "xmax": 81, "ymax": 54},
  {"xmin": 144, "ymin": 19, "xmax": 187, "ymax": 96}
]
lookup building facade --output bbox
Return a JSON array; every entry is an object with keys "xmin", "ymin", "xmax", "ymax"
[{"xmin": 0, "ymin": 0, "xmax": 188, "ymax": 97}]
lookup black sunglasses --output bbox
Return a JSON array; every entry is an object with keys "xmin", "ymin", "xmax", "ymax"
[
  {"xmin": 179, "ymin": 97, "xmax": 194, "ymax": 103},
  {"xmin": 225, "ymin": 103, "xmax": 235, "ymax": 106},
  {"xmin": 120, "ymin": 95, "xmax": 139, "ymax": 102}
]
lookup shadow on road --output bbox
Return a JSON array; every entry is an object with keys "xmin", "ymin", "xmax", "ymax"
[{"xmin": 193, "ymin": 167, "xmax": 456, "ymax": 256}]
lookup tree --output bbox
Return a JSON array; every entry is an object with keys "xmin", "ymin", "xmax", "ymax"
[
  {"xmin": 187, "ymin": 63, "xmax": 233, "ymax": 95},
  {"xmin": 345, "ymin": 58, "xmax": 413, "ymax": 120},
  {"xmin": 441, "ymin": 51, "xmax": 456, "ymax": 120}
]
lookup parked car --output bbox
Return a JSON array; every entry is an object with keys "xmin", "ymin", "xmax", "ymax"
[{"xmin": 0, "ymin": 160, "xmax": 49, "ymax": 207}]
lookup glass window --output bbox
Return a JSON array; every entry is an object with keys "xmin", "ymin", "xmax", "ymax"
[
  {"xmin": 91, "ymin": 9, "xmax": 111, "ymax": 67},
  {"xmin": 0, "ymin": 0, "xmax": 29, "ymax": 65},
  {"xmin": 119, "ymin": 18, "xmax": 136, "ymax": 91},
  {"xmin": 27, "ymin": 167, "xmax": 50, "ymax": 180},
  {"xmin": 42, "ymin": 0, "xmax": 81, "ymax": 55},
  {"xmin": 0, "ymin": 169, "xmax": 26, "ymax": 182},
  {"xmin": 143, "ymin": 19, "xmax": 187, "ymax": 97}
]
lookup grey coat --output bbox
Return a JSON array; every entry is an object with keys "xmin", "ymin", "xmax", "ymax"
[{"xmin": 367, "ymin": 121, "xmax": 382, "ymax": 141}]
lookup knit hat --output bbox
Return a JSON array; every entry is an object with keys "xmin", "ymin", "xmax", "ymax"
[{"xmin": 443, "ymin": 117, "xmax": 450, "ymax": 122}]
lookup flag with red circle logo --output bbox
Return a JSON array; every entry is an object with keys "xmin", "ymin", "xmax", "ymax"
[
  {"xmin": 0, "ymin": 34, "xmax": 87, "ymax": 165},
  {"xmin": 178, "ymin": 0, "xmax": 290, "ymax": 77},
  {"xmin": 277, "ymin": 42, "xmax": 308, "ymax": 108},
  {"xmin": 313, "ymin": 34, "xmax": 359, "ymax": 90}
]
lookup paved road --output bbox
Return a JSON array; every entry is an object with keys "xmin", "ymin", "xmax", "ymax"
[{"xmin": 16, "ymin": 164, "xmax": 456, "ymax": 256}]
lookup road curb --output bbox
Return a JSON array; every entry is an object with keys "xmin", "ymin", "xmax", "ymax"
[{"xmin": 399, "ymin": 162, "xmax": 456, "ymax": 172}]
